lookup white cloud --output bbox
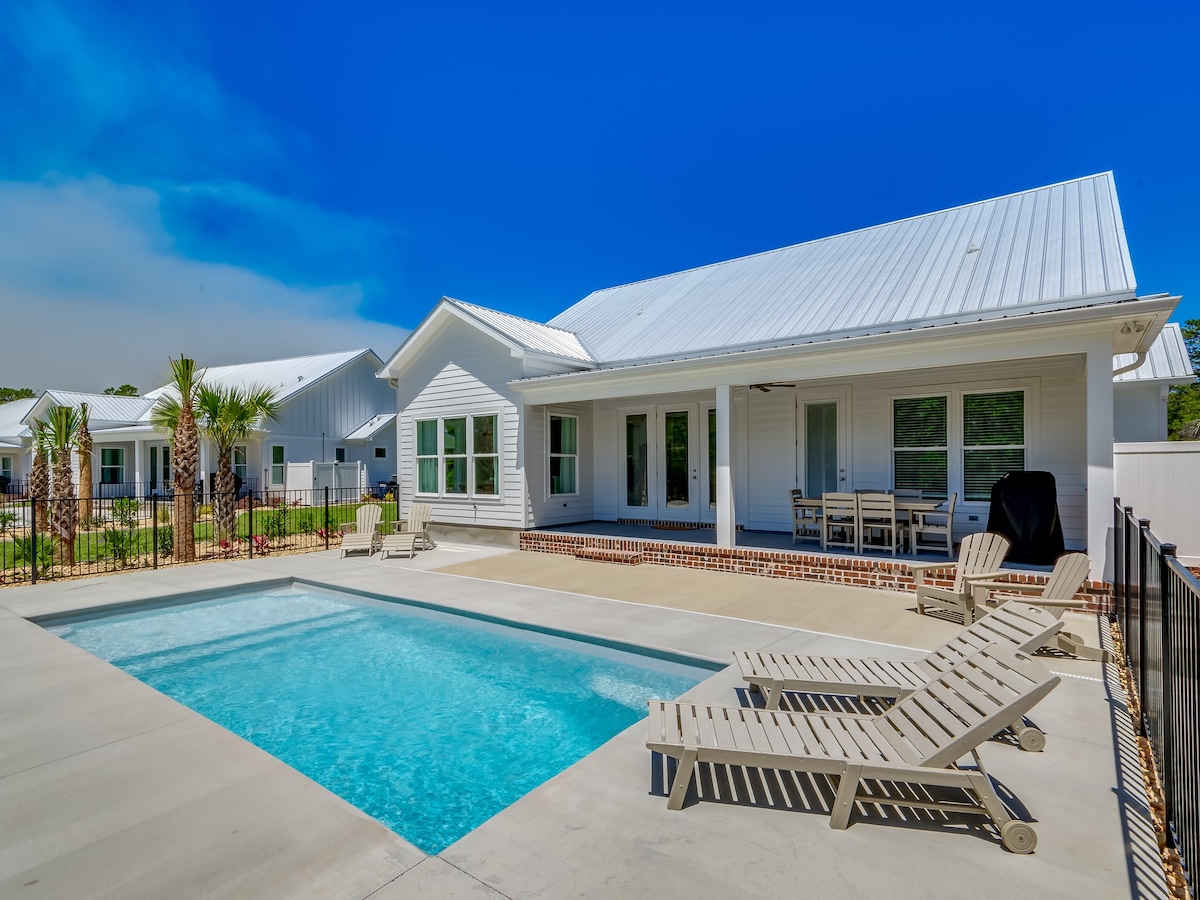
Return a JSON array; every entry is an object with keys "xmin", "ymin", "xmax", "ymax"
[{"xmin": 0, "ymin": 177, "xmax": 409, "ymax": 393}]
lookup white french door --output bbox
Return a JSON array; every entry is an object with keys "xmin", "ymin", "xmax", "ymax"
[{"xmin": 619, "ymin": 405, "xmax": 702, "ymax": 521}]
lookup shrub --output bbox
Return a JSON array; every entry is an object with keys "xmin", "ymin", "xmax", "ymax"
[
  {"xmin": 157, "ymin": 523, "xmax": 173, "ymax": 557},
  {"xmin": 12, "ymin": 535, "xmax": 54, "ymax": 577},
  {"xmin": 0, "ymin": 510, "xmax": 16, "ymax": 534},
  {"xmin": 263, "ymin": 501, "xmax": 289, "ymax": 540},
  {"xmin": 112, "ymin": 498, "xmax": 140, "ymax": 527},
  {"xmin": 103, "ymin": 527, "xmax": 135, "ymax": 567}
]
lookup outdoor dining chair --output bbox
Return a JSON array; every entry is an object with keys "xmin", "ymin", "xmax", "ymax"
[
  {"xmin": 790, "ymin": 489, "xmax": 821, "ymax": 545},
  {"xmin": 820, "ymin": 492, "xmax": 858, "ymax": 553}
]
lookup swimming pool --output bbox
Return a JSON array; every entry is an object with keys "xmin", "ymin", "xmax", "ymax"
[{"xmin": 45, "ymin": 583, "xmax": 711, "ymax": 853}]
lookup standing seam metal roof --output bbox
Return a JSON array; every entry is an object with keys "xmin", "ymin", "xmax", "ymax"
[
  {"xmin": 447, "ymin": 299, "xmax": 594, "ymax": 362},
  {"xmin": 1114, "ymin": 323, "xmax": 1196, "ymax": 383},
  {"xmin": 548, "ymin": 173, "xmax": 1136, "ymax": 364}
]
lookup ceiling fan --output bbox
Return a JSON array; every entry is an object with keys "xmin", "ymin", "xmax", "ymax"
[{"xmin": 750, "ymin": 382, "xmax": 797, "ymax": 392}]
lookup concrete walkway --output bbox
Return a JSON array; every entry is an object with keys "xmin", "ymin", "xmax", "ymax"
[{"xmin": 0, "ymin": 546, "xmax": 1168, "ymax": 899}]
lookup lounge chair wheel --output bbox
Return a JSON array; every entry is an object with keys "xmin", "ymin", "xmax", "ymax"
[
  {"xmin": 1000, "ymin": 821, "xmax": 1037, "ymax": 854},
  {"xmin": 1015, "ymin": 725, "xmax": 1046, "ymax": 753}
]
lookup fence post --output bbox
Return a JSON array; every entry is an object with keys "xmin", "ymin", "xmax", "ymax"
[
  {"xmin": 30, "ymin": 494, "xmax": 37, "ymax": 585},
  {"xmin": 1123, "ymin": 506, "xmax": 1134, "ymax": 641},
  {"xmin": 248, "ymin": 490, "xmax": 255, "ymax": 559},
  {"xmin": 1160, "ymin": 542, "xmax": 1179, "ymax": 846},
  {"xmin": 324, "ymin": 486, "xmax": 330, "ymax": 550},
  {"xmin": 152, "ymin": 492, "xmax": 158, "ymax": 570},
  {"xmin": 1138, "ymin": 517, "xmax": 1152, "ymax": 731}
]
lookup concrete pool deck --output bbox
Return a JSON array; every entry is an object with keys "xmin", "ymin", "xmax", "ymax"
[{"xmin": 0, "ymin": 546, "xmax": 1169, "ymax": 899}]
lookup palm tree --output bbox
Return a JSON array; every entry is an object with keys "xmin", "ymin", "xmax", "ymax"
[
  {"xmin": 195, "ymin": 384, "xmax": 281, "ymax": 540},
  {"xmin": 151, "ymin": 357, "xmax": 203, "ymax": 562},
  {"xmin": 29, "ymin": 419, "xmax": 49, "ymax": 536},
  {"xmin": 78, "ymin": 403, "xmax": 93, "ymax": 525},
  {"xmin": 44, "ymin": 405, "xmax": 82, "ymax": 566}
]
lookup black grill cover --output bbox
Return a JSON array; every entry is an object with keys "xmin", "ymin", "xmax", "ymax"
[{"xmin": 985, "ymin": 471, "xmax": 1066, "ymax": 565}]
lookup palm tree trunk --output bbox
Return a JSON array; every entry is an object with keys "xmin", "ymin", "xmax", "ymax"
[
  {"xmin": 173, "ymin": 406, "xmax": 198, "ymax": 562},
  {"xmin": 78, "ymin": 425, "xmax": 93, "ymax": 525},
  {"xmin": 30, "ymin": 446, "xmax": 49, "ymax": 536},
  {"xmin": 50, "ymin": 452, "xmax": 77, "ymax": 567},
  {"xmin": 215, "ymin": 454, "xmax": 236, "ymax": 541}
]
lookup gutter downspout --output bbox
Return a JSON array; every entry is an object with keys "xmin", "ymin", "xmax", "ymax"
[{"xmin": 1112, "ymin": 351, "xmax": 1148, "ymax": 378}]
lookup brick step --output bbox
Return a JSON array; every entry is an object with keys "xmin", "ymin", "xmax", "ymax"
[{"xmin": 573, "ymin": 548, "xmax": 642, "ymax": 565}]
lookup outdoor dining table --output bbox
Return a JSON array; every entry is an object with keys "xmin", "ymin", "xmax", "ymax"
[{"xmin": 793, "ymin": 496, "xmax": 943, "ymax": 553}]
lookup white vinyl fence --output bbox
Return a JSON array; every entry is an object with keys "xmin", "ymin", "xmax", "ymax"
[
  {"xmin": 284, "ymin": 461, "xmax": 366, "ymax": 494},
  {"xmin": 1114, "ymin": 442, "xmax": 1200, "ymax": 564}
]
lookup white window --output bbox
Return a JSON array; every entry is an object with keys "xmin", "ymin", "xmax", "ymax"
[
  {"xmin": 270, "ymin": 445, "xmax": 285, "ymax": 486},
  {"xmin": 548, "ymin": 413, "xmax": 577, "ymax": 495},
  {"xmin": 232, "ymin": 445, "xmax": 248, "ymax": 481},
  {"xmin": 962, "ymin": 391, "xmax": 1025, "ymax": 501},
  {"xmin": 891, "ymin": 388, "xmax": 1027, "ymax": 502},
  {"xmin": 1, "ymin": 456, "xmax": 11, "ymax": 479},
  {"xmin": 334, "ymin": 447, "xmax": 346, "ymax": 463},
  {"xmin": 415, "ymin": 414, "xmax": 500, "ymax": 497},
  {"xmin": 374, "ymin": 447, "xmax": 387, "ymax": 459},
  {"xmin": 100, "ymin": 448, "xmax": 125, "ymax": 484}
]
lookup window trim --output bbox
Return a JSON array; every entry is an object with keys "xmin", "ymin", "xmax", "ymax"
[
  {"xmin": 414, "ymin": 412, "xmax": 503, "ymax": 500},
  {"xmin": 269, "ymin": 444, "xmax": 285, "ymax": 487},
  {"xmin": 547, "ymin": 410, "xmax": 580, "ymax": 498},
  {"xmin": 100, "ymin": 447, "xmax": 125, "ymax": 484},
  {"xmin": 887, "ymin": 379, "xmax": 1036, "ymax": 505},
  {"xmin": 232, "ymin": 444, "xmax": 248, "ymax": 482},
  {"xmin": 374, "ymin": 446, "xmax": 387, "ymax": 459}
]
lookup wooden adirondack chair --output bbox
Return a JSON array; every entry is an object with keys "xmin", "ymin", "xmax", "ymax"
[
  {"xmin": 968, "ymin": 552, "xmax": 1111, "ymax": 662},
  {"xmin": 340, "ymin": 504, "xmax": 382, "ymax": 557},
  {"xmin": 912, "ymin": 531, "xmax": 1010, "ymax": 622},
  {"xmin": 397, "ymin": 501, "xmax": 435, "ymax": 550},
  {"xmin": 650, "ymin": 642, "xmax": 1060, "ymax": 853}
]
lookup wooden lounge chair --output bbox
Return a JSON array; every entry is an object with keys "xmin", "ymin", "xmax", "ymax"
[
  {"xmin": 648, "ymin": 643, "xmax": 1060, "ymax": 853},
  {"xmin": 968, "ymin": 552, "xmax": 1112, "ymax": 663},
  {"xmin": 394, "ymin": 501, "xmax": 436, "ymax": 550},
  {"xmin": 734, "ymin": 600, "xmax": 1062, "ymax": 750},
  {"xmin": 340, "ymin": 504, "xmax": 382, "ymax": 557},
  {"xmin": 380, "ymin": 531, "xmax": 420, "ymax": 559},
  {"xmin": 913, "ymin": 532, "xmax": 1010, "ymax": 623}
]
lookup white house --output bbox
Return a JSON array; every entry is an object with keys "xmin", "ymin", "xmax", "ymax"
[
  {"xmin": 1113, "ymin": 322, "xmax": 1196, "ymax": 441},
  {"xmin": 3, "ymin": 349, "xmax": 396, "ymax": 498},
  {"xmin": 381, "ymin": 173, "xmax": 1184, "ymax": 577}
]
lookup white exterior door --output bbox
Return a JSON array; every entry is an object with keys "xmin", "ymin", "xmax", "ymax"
[
  {"xmin": 797, "ymin": 392, "xmax": 849, "ymax": 497},
  {"xmin": 619, "ymin": 405, "xmax": 702, "ymax": 521}
]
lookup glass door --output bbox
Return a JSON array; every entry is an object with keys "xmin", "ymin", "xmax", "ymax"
[
  {"xmin": 802, "ymin": 399, "xmax": 844, "ymax": 497},
  {"xmin": 622, "ymin": 412, "xmax": 651, "ymax": 515},
  {"xmin": 656, "ymin": 406, "xmax": 699, "ymax": 520}
]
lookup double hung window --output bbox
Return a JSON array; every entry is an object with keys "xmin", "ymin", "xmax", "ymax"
[
  {"xmin": 416, "ymin": 414, "xmax": 499, "ymax": 497},
  {"xmin": 100, "ymin": 448, "xmax": 125, "ymax": 484},
  {"xmin": 232, "ymin": 445, "xmax": 247, "ymax": 481},
  {"xmin": 892, "ymin": 389, "xmax": 1026, "ymax": 501},
  {"xmin": 549, "ymin": 414, "xmax": 577, "ymax": 495}
]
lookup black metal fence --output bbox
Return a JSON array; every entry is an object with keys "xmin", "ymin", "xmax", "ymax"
[
  {"xmin": 1113, "ymin": 498, "xmax": 1200, "ymax": 885},
  {"xmin": 0, "ymin": 486, "xmax": 402, "ymax": 584}
]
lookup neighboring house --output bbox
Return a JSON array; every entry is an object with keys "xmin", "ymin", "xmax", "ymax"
[
  {"xmin": 1113, "ymin": 323, "xmax": 1197, "ymax": 441},
  {"xmin": 380, "ymin": 172, "xmax": 1182, "ymax": 577},
  {"xmin": 2, "ymin": 349, "xmax": 395, "ymax": 498},
  {"xmin": 0, "ymin": 396, "xmax": 36, "ymax": 489}
]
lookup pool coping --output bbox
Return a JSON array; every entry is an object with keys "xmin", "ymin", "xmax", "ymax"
[{"xmin": 0, "ymin": 552, "xmax": 1170, "ymax": 900}]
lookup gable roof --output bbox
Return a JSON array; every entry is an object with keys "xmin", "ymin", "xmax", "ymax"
[
  {"xmin": 549, "ymin": 172, "xmax": 1138, "ymax": 365},
  {"xmin": 144, "ymin": 349, "xmax": 380, "ymax": 410},
  {"xmin": 33, "ymin": 390, "xmax": 158, "ymax": 425},
  {"xmin": 1114, "ymin": 323, "xmax": 1196, "ymax": 385},
  {"xmin": 446, "ymin": 299, "xmax": 594, "ymax": 362},
  {"xmin": 0, "ymin": 398, "xmax": 37, "ymax": 441}
]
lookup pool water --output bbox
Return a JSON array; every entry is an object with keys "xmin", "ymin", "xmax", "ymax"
[{"xmin": 46, "ymin": 584, "xmax": 708, "ymax": 853}]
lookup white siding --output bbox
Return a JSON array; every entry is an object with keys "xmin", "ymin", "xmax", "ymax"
[
  {"xmin": 526, "ymin": 403, "xmax": 595, "ymax": 525},
  {"xmin": 396, "ymin": 318, "xmax": 526, "ymax": 528},
  {"xmin": 1114, "ymin": 383, "xmax": 1168, "ymax": 443},
  {"xmin": 746, "ymin": 390, "xmax": 794, "ymax": 531},
  {"xmin": 1115, "ymin": 442, "xmax": 1200, "ymax": 564}
]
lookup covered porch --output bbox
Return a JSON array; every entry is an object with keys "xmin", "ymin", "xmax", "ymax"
[{"xmin": 518, "ymin": 316, "xmax": 1123, "ymax": 578}]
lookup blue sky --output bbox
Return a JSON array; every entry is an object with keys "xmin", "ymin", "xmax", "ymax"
[{"xmin": 1, "ymin": 0, "xmax": 1197, "ymax": 391}]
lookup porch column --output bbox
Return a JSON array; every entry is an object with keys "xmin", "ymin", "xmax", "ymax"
[
  {"xmin": 1085, "ymin": 339, "xmax": 1115, "ymax": 580},
  {"xmin": 133, "ymin": 440, "xmax": 144, "ymax": 496},
  {"xmin": 716, "ymin": 384, "xmax": 736, "ymax": 549}
]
